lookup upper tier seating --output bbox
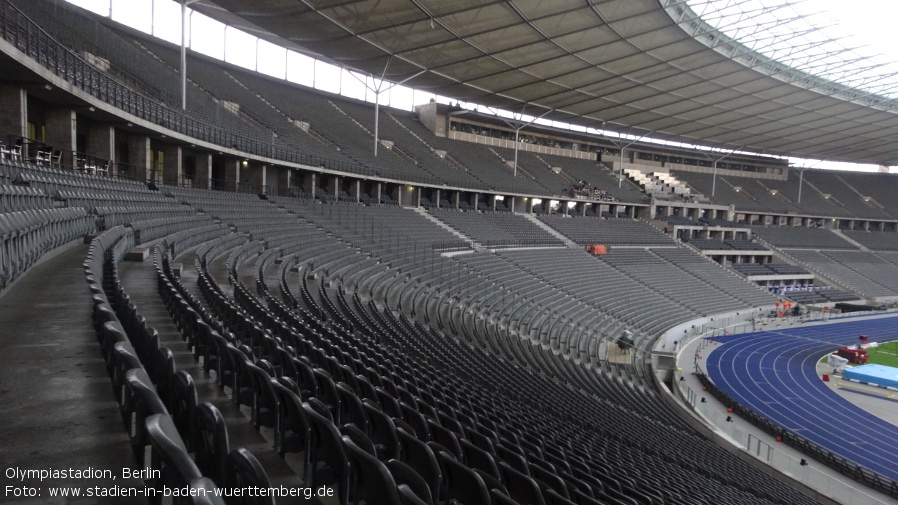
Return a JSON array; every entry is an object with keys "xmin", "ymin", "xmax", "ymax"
[
  {"xmin": 390, "ymin": 114, "xmax": 563, "ymax": 195},
  {"xmin": 8, "ymin": 0, "xmax": 281, "ymax": 156},
  {"xmin": 732, "ymin": 263, "xmax": 810, "ymax": 276},
  {"xmin": 726, "ymin": 240, "xmax": 768, "ymax": 251},
  {"xmin": 751, "ymin": 226, "xmax": 857, "ymax": 250},
  {"xmin": 537, "ymin": 152, "xmax": 648, "ymax": 203},
  {"xmin": 818, "ymin": 171, "xmax": 898, "ymax": 220},
  {"xmin": 689, "ymin": 238, "xmax": 732, "ymax": 250},
  {"xmin": 671, "ymin": 169, "xmax": 863, "ymax": 218},
  {"xmin": 331, "ymin": 98, "xmax": 491, "ymax": 190},
  {"xmin": 427, "ymin": 208, "xmax": 562, "ymax": 247},
  {"xmin": 671, "ymin": 171, "xmax": 771, "ymax": 213},
  {"xmin": 538, "ymin": 215, "xmax": 675, "ymax": 246},
  {"xmin": 840, "ymin": 230, "xmax": 898, "ymax": 251}
]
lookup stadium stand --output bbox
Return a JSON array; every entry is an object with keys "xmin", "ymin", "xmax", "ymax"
[
  {"xmin": 751, "ymin": 225, "xmax": 858, "ymax": 249},
  {"xmin": 841, "ymin": 229, "xmax": 898, "ymax": 251},
  {"xmin": 731, "ymin": 263, "xmax": 810, "ymax": 276},
  {"xmin": 7, "ymin": 1, "xmax": 898, "ymax": 503},
  {"xmin": 2, "ymin": 156, "xmax": 801, "ymax": 503},
  {"xmin": 427, "ymin": 208, "xmax": 562, "ymax": 247},
  {"xmin": 537, "ymin": 215, "xmax": 674, "ymax": 246},
  {"xmin": 784, "ymin": 250, "xmax": 896, "ymax": 299},
  {"xmin": 536, "ymin": 152, "xmax": 649, "ymax": 203},
  {"xmin": 671, "ymin": 171, "xmax": 773, "ymax": 213},
  {"xmin": 825, "ymin": 171, "xmax": 898, "ymax": 220}
]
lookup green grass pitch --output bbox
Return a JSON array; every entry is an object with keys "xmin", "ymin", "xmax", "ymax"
[{"xmin": 865, "ymin": 341, "xmax": 898, "ymax": 368}]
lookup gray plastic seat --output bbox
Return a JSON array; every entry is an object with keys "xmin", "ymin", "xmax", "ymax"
[{"xmin": 146, "ymin": 413, "xmax": 203, "ymax": 501}]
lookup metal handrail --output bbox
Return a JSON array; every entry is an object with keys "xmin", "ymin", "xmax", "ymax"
[{"xmin": 0, "ymin": 0, "xmax": 451, "ymax": 189}]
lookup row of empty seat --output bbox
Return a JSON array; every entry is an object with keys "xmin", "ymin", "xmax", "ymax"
[
  {"xmin": 0, "ymin": 145, "xmax": 850, "ymax": 505},
  {"xmin": 731, "ymin": 263, "xmax": 810, "ymax": 276},
  {"xmin": 687, "ymin": 239, "xmax": 767, "ymax": 251}
]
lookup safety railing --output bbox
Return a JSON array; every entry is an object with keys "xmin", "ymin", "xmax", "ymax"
[
  {"xmin": 693, "ymin": 372, "xmax": 898, "ymax": 500},
  {"xmin": 0, "ymin": 1, "xmax": 451, "ymax": 189}
]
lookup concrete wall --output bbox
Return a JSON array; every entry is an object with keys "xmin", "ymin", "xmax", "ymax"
[
  {"xmin": 246, "ymin": 164, "xmax": 267, "ymax": 194},
  {"xmin": 0, "ymin": 85, "xmax": 27, "ymax": 139},
  {"xmin": 161, "ymin": 144, "xmax": 182, "ymax": 186},
  {"xmin": 125, "ymin": 135, "xmax": 151, "ymax": 181},
  {"xmin": 44, "ymin": 108, "xmax": 76, "ymax": 168},
  {"xmin": 416, "ymin": 102, "xmax": 446, "ymax": 137},
  {"xmin": 448, "ymin": 130, "xmax": 595, "ymax": 160},
  {"xmin": 224, "ymin": 159, "xmax": 241, "ymax": 192},
  {"xmin": 194, "ymin": 153, "xmax": 212, "ymax": 189},
  {"xmin": 85, "ymin": 123, "xmax": 115, "ymax": 173},
  {"xmin": 276, "ymin": 167, "xmax": 292, "ymax": 196}
]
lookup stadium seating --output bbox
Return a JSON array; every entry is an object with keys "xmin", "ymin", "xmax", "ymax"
[
  {"xmin": 537, "ymin": 215, "xmax": 674, "ymax": 246},
  {"xmin": 0, "ymin": 147, "xmax": 852, "ymax": 505},
  {"xmin": 6, "ymin": 1, "xmax": 898, "ymax": 501},
  {"xmin": 428, "ymin": 208, "xmax": 562, "ymax": 247},
  {"xmin": 841, "ymin": 229, "xmax": 898, "ymax": 251},
  {"xmin": 751, "ymin": 225, "xmax": 857, "ymax": 249}
]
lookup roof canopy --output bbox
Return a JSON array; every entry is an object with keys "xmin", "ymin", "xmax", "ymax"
[{"xmin": 190, "ymin": 0, "xmax": 898, "ymax": 166}]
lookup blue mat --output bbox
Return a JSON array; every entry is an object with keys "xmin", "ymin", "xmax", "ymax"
[
  {"xmin": 705, "ymin": 315, "xmax": 898, "ymax": 483},
  {"xmin": 844, "ymin": 364, "xmax": 898, "ymax": 389}
]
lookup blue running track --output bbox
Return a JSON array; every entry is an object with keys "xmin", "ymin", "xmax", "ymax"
[{"xmin": 705, "ymin": 315, "xmax": 898, "ymax": 483}]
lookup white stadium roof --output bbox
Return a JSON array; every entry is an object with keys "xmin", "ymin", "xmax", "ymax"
[{"xmin": 188, "ymin": 0, "xmax": 898, "ymax": 166}]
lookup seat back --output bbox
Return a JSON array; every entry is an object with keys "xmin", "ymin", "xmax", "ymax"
[
  {"xmin": 397, "ymin": 484, "xmax": 430, "ymax": 505},
  {"xmin": 490, "ymin": 489, "xmax": 524, "ymax": 505},
  {"xmin": 124, "ymin": 368, "xmax": 168, "ymax": 464},
  {"xmin": 146, "ymin": 413, "xmax": 202, "ymax": 494},
  {"xmin": 302, "ymin": 401, "xmax": 351, "ymax": 505},
  {"xmin": 170, "ymin": 370, "xmax": 197, "ymax": 450},
  {"xmin": 270, "ymin": 381, "xmax": 312, "ymax": 476},
  {"xmin": 544, "ymin": 489, "xmax": 579, "ymax": 505},
  {"xmin": 337, "ymin": 382, "xmax": 369, "ymax": 432},
  {"xmin": 375, "ymin": 387, "xmax": 403, "ymax": 418},
  {"xmin": 313, "ymin": 368, "xmax": 341, "ymax": 421},
  {"xmin": 293, "ymin": 357, "xmax": 318, "ymax": 400},
  {"xmin": 530, "ymin": 463, "xmax": 569, "ymax": 499},
  {"xmin": 341, "ymin": 424, "xmax": 377, "ymax": 457},
  {"xmin": 112, "ymin": 341, "xmax": 143, "ymax": 404},
  {"xmin": 427, "ymin": 419, "xmax": 462, "ymax": 459},
  {"xmin": 362, "ymin": 399, "xmax": 400, "ymax": 461},
  {"xmin": 192, "ymin": 402, "xmax": 230, "ymax": 484},
  {"xmin": 496, "ymin": 444, "xmax": 530, "ymax": 475},
  {"xmin": 244, "ymin": 361, "xmax": 278, "ymax": 429},
  {"xmin": 396, "ymin": 427, "xmax": 441, "ymax": 502},
  {"xmin": 498, "ymin": 462, "xmax": 546, "ymax": 505},
  {"xmin": 460, "ymin": 438, "xmax": 500, "ymax": 479},
  {"xmin": 224, "ymin": 448, "xmax": 275, "ymax": 505},
  {"xmin": 387, "ymin": 459, "xmax": 434, "ymax": 505},
  {"xmin": 399, "ymin": 402, "xmax": 430, "ymax": 441},
  {"xmin": 437, "ymin": 451, "xmax": 492, "ymax": 505},
  {"xmin": 342, "ymin": 435, "xmax": 402, "ymax": 505}
]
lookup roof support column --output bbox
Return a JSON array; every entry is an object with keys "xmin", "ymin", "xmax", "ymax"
[
  {"xmin": 495, "ymin": 106, "xmax": 553, "ymax": 178},
  {"xmin": 616, "ymin": 130, "xmax": 653, "ymax": 188},
  {"xmin": 181, "ymin": 0, "xmax": 200, "ymax": 111},
  {"xmin": 710, "ymin": 147, "xmax": 743, "ymax": 198},
  {"xmin": 359, "ymin": 57, "xmax": 425, "ymax": 157}
]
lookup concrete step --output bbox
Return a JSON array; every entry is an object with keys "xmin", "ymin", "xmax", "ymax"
[
  {"xmin": 522, "ymin": 214, "xmax": 578, "ymax": 249},
  {"xmin": 410, "ymin": 206, "xmax": 481, "ymax": 248},
  {"xmin": 118, "ymin": 258, "xmax": 325, "ymax": 504}
]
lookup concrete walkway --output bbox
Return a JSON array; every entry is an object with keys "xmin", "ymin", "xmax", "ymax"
[{"xmin": 0, "ymin": 243, "xmax": 144, "ymax": 504}]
